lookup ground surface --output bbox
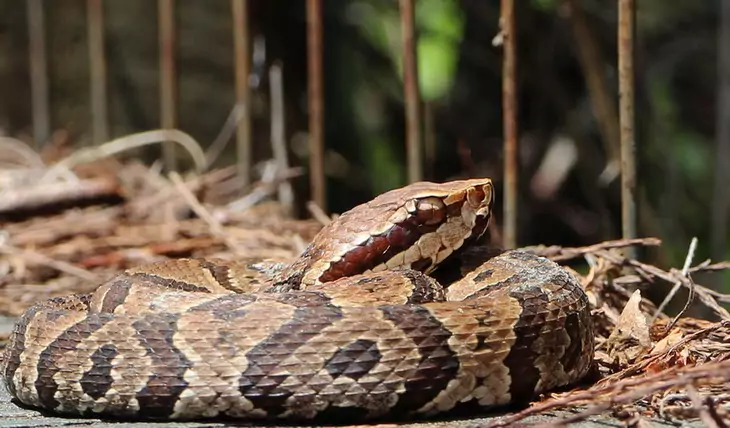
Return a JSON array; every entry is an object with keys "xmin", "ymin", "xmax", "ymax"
[{"xmin": 0, "ymin": 386, "xmax": 691, "ymax": 428}]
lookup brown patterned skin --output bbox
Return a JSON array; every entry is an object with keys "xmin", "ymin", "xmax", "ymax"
[{"xmin": 1, "ymin": 178, "xmax": 594, "ymax": 422}]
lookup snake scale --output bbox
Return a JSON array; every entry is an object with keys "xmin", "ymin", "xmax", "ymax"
[{"xmin": 1, "ymin": 178, "xmax": 594, "ymax": 422}]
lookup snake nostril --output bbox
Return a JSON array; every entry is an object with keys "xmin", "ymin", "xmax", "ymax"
[
  {"xmin": 482, "ymin": 183, "xmax": 493, "ymax": 205},
  {"xmin": 467, "ymin": 186, "xmax": 486, "ymax": 208}
]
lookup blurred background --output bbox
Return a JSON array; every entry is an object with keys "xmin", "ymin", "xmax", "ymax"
[{"xmin": 0, "ymin": 0, "xmax": 727, "ymax": 289}]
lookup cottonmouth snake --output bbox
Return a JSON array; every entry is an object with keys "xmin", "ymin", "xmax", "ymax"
[{"xmin": 1, "ymin": 178, "xmax": 594, "ymax": 422}]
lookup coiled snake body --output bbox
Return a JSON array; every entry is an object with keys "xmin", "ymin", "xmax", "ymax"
[{"xmin": 2, "ymin": 178, "xmax": 594, "ymax": 422}]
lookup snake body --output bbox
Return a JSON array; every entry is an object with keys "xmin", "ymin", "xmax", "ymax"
[{"xmin": 1, "ymin": 178, "xmax": 594, "ymax": 422}]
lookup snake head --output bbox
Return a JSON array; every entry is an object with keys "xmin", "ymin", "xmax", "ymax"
[{"xmin": 289, "ymin": 178, "xmax": 494, "ymax": 286}]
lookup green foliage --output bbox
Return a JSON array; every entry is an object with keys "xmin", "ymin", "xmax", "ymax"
[
  {"xmin": 335, "ymin": 0, "xmax": 465, "ymax": 195},
  {"xmin": 530, "ymin": 0, "xmax": 558, "ymax": 13},
  {"xmin": 351, "ymin": 0, "xmax": 464, "ymax": 101},
  {"xmin": 645, "ymin": 74, "xmax": 728, "ymax": 289},
  {"xmin": 369, "ymin": 139, "xmax": 407, "ymax": 191},
  {"xmin": 415, "ymin": 0, "xmax": 464, "ymax": 100},
  {"xmin": 351, "ymin": 81, "xmax": 406, "ymax": 193},
  {"xmin": 648, "ymin": 77, "xmax": 713, "ymax": 198}
]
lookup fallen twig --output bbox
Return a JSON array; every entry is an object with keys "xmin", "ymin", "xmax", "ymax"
[
  {"xmin": 204, "ymin": 103, "xmax": 246, "ymax": 168},
  {"xmin": 0, "ymin": 136, "xmax": 45, "ymax": 168},
  {"xmin": 594, "ymin": 248, "xmax": 730, "ymax": 320},
  {"xmin": 43, "ymin": 129, "xmax": 207, "ymax": 182},
  {"xmin": 225, "ymin": 162, "xmax": 303, "ymax": 212},
  {"xmin": 168, "ymin": 171, "xmax": 243, "ymax": 255},
  {"xmin": 127, "ymin": 166, "xmax": 237, "ymax": 219},
  {"xmin": 488, "ymin": 358, "xmax": 730, "ymax": 427},
  {"xmin": 525, "ymin": 237, "xmax": 661, "ymax": 262},
  {"xmin": 269, "ymin": 63, "xmax": 295, "ymax": 215},
  {"xmin": 685, "ymin": 384, "xmax": 726, "ymax": 428},
  {"xmin": 307, "ymin": 200, "xmax": 332, "ymax": 226},
  {"xmin": 0, "ymin": 176, "xmax": 121, "ymax": 214},
  {"xmin": 653, "ymin": 237, "xmax": 698, "ymax": 330},
  {"xmin": 0, "ymin": 231, "xmax": 99, "ymax": 281}
]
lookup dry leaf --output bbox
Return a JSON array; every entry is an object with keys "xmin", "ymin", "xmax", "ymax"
[
  {"xmin": 650, "ymin": 327, "xmax": 685, "ymax": 356},
  {"xmin": 606, "ymin": 289, "xmax": 652, "ymax": 365}
]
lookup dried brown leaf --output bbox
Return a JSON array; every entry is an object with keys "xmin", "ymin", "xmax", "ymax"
[{"xmin": 606, "ymin": 290, "xmax": 652, "ymax": 366}]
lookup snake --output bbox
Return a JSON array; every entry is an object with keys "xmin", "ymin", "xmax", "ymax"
[{"xmin": 1, "ymin": 178, "xmax": 594, "ymax": 422}]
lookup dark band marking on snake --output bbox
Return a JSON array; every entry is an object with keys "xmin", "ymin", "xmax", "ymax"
[
  {"xmin": 36, "ymin": 314, "xmax": 113, "ymax": 410},
  {"xmin": 133, "ymin": 313, "xmax": 192, "ymax": 418},
  {"xmin": 80, "ymin": 344, "xmax": 119, "ymax": 400}
]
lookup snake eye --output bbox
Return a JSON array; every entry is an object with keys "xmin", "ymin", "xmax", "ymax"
[{"xmin": 415, "ymin": 197, "xmax": 446, "ymax": 226}]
